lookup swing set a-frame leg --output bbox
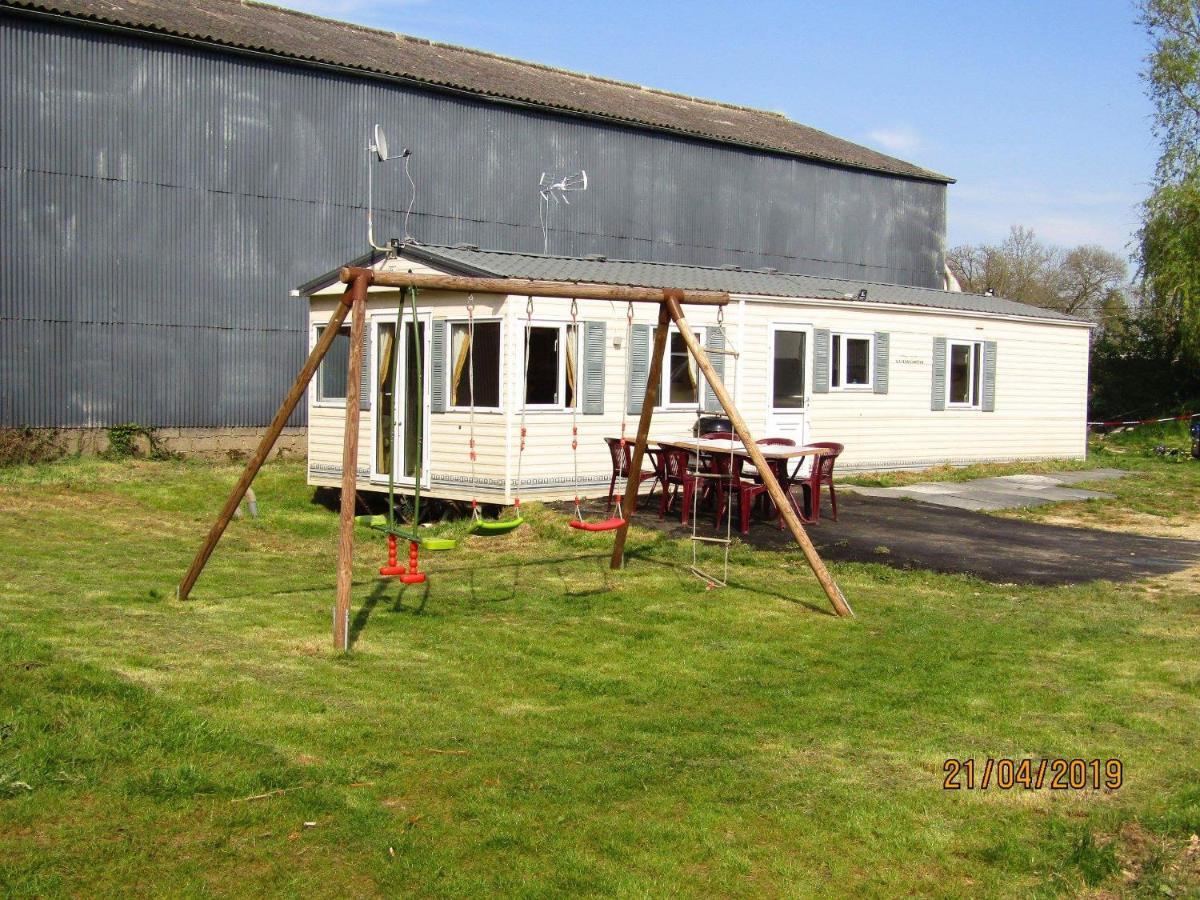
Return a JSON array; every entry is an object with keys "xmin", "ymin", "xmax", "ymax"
[
  {"xmin": 662, "ymin": 296, "xmax": 853, "ymax": 618},
  {"xmin": 177, "ymin": 278, "xmax": 364, "ymax": 603},
  {"xmin": 610, "ymin": 300, "xmax": 671, "ymax": 569}
]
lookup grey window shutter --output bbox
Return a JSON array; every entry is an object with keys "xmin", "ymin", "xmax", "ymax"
[
  {"xmin": 702, "ymin": 328, "xmax": 726, "ymax": 413},
  {"xmin": 359, "ymin": 326, "xmax": 372, "ymax": 411},
  {"xmin": 626, "ymin": 324, "xmax": 650, "ymax": 416},
  {"xmin": 582, "ymin": 320, "xmax": 606, "ymax": 415},
  {"xmin": 981, "ymin": 341, "xmax": 997, "ymax": 412},
  {"xmin": 873, "ymin": 332, "xmax": 889, "ymax": 395},
  {"xmin": 430, "ymin": 319, "xmax": 447, "ymax": 413},
  {"xmin": 931, "ymin": 337, "xmax": 947, "ymax": 411},
  {"xmin": 813, "ymin": 328, "xmax": 831, "ymax": 394}
]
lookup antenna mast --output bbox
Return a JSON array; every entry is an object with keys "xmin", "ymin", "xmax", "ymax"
[
  {"xmin": 366, "ymin": 124, "xmax": 411, "ymax": 251},
  {"xmin": 538, "ymin": 170, "xmax": 588, "ymax": 254}
]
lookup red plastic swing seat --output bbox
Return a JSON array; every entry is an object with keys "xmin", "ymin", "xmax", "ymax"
[{"xmin": 569, "ymin": 517, "xmax": 624, "ymax": 532}]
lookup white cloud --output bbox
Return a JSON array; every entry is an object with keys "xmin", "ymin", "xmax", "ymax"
[{"xmin": 866, "ymin": 126, "xmax": 923, "ymax": 154}]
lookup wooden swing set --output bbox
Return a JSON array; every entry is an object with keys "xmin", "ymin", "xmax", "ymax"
[{"xmin": 176, "ymin": 266, "xmax": 854, "ymax": 650}]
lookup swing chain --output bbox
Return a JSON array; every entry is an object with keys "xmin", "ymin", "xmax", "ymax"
[
  {"xmin": 514, "ymin": 296, "xmax": 535, "ymax": 513},
  {"xmin": 568, "ymin": 297, "xmax": 584, "ymax": 520},
  {"xmin": 466, "ymin": 293, "xmax": 481, "ymax": 520}
]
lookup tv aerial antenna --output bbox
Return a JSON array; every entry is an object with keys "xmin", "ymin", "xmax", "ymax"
[
  {"xmin": 538, "ymin": 170, "xmax": 588, "ymax": 254},
  {"xmin": 366, "ymin": 123, "xmax": 413, "ymax": 252}
]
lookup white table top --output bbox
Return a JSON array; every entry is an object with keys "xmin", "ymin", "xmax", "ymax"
[{"xmin": 610, "ymin": 436, "xmax": 827, "ymax": 460}]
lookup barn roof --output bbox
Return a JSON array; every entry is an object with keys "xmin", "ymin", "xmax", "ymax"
[
  {"xmin": 300, "ymin": 245, "xmax": 1087, "ymax": 325},
  {"xmin": 3, "ymin": 0, "xmax": 953, "ymax": 184}
]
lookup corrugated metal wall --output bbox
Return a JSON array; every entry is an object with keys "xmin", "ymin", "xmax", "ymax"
[{"xmin": 0, "ymin": 11, "xmax": 947, "ymax": 428}]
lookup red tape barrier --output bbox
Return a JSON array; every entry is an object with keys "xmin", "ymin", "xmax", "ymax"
[{"xmin": 1087, "ymin": 412, "xmax": 1199, "ymax": 428}]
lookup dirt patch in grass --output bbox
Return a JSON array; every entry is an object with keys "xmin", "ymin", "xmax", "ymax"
[
  {"xmin": 1035, "ymin": 510, "xmax": 1200, "ymax": 541},
  {"xmin": 1083, "ymin": 824, "xmax": 1200, "ymax": 898}
]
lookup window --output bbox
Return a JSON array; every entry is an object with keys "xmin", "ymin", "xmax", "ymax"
[
  {"xmin": 523, "ymin": 323, "xmax": 577, "ymax": 409},
  {"xmin": 948, "ymin": 340, "xmax": 983, "ymax": 407},
  {"xmin": 772, "ymin": 329, "xmax": 807, "ymax": 409},
  {"xmin": 449, "ymin": 321, "xmax": 501, "ymax": 409},
  {"xmin": 830, "ymin": 333, "xmax": 872, "ymax": 389},
  {"xmin": 315, "ymin": 325, "xmax": 350, "ymax": 403},
  {"xmin": 661, "ymin": 327, "xmax": 705, "ymax": 408}
]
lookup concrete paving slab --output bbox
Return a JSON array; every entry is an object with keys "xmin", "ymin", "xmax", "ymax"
[
  {"xmin": 840, "ymin": 469, "xmax": 1123, "ymax": 511},
  {"xmin": 897, "ymin": 482, "xmax": 968, "ymax": 495},
  {"xmin": 1051, "ymin": 468, "xmax": 1129, "ymax": 484}
]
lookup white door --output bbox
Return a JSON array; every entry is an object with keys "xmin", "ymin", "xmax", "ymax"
[
  {"xmin": 767, "ymin": 324, "xmax": 812, "ymax": 447},
  {"xmin": 372, "ymin": 313, "xmax": 431, "ymax": 489}
]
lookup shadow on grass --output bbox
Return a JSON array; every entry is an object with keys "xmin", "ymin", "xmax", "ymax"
[
  {"xmin": 203, "ymin": 545, "xmax": 838, "ymax": 639},
  {"xmin": 622, "ymin": 548, "xmax": 837, "ymax": 617},
  {"xmin": 348, "ymin": 579, "xmax": 390, "ymax": 648},
  {"xmin": 392, "ymin": 576, "xmax": 430, "ymax": 615}
]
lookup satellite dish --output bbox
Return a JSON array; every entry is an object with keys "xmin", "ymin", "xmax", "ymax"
[{"xmin": 373, "ymin": 124, "xmax": 389, "ymax": 162}]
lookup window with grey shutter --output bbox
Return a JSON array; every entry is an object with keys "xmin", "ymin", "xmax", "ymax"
[
  {"xmin": 702, "ymin": 328, "xmax": 726, "ymax": 413},
  {"xmin": 626, "ymin": 324, "xmax": 650, "ymax": 415},
  {"xmin": 813, "ymin": 328, "xmax": 831, "ymax": 394},
  {"xmin": 981, "ymin": 341, "xmax": 997, "ymax": 412},
  {"xmin": 873, "ymin": 332, "xmax": 889, "ymax": 395},
  {"xmin": 359, "ymin": 326, "xmax": 372, "ymax": 411},
  {"xmin": 430, "ymin": 320, "xmax": 447, "ymax": 413},
  {"xmin": 581, "ymin": 320, "xmax": 606, "ymax": 415},
  {"xmin": 931, "ymin": 337, "xmax": 947, "ymax": 411}
]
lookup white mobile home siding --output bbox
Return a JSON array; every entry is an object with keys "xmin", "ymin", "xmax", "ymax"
[
  {"xmin": 735, "ymin": 298, "xmax": 1089, "ymax": 470},
  {"xmin": 306, "ymin": 285, "xmax": 1089, "ymax": 500}
]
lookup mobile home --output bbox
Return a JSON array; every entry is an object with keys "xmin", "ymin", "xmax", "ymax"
[{"xmin": 298, "ymin": 244, "xmax": 1091, "ymax": 504}]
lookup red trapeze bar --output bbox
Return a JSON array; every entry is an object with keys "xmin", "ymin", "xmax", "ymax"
[
  {"xmin": 569, "ymin": 517, "xmax": 625, "ymax": 532},
  {"xmin": 380, "ymin": 534, "xmax": 427, "ymax": 583}
]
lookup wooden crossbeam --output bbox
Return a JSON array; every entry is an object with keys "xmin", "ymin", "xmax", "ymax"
[{"xmin": 339, "ymin": 267, "xmax": 730, "ymax": 306}]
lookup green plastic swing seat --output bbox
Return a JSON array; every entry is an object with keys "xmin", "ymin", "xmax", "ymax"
[
  {"xmin": 472, "ymin": 516, "xmax": 524, "ymax": 535},
  {"xmin": 355, "ymin": 515, "xmax": 456, "ymax": 550}
]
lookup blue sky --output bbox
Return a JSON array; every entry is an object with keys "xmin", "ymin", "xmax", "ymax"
[{"xmin": 278, "ymin": 0, "xmax": 1156, "ymax": 258}]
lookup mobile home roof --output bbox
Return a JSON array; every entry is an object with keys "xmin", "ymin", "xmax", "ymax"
[{"xmin": 299, "ymin": 245, "xmax": 1090, "ymax": 326}]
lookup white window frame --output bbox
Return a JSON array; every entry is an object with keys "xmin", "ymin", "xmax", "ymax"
[
  {"xmin": 520, "ymin": 320, "xmax": 579, "ymax": 412},
  {"xmin": 830, "ymin": 332, "xmax": 874, "ymax": 391},
  {"xmin": 946, "ymin": 339, "xmax": 984, "ymax": 409},
  {"xmin": 768, "ymin": 323, "xmax": 813, "ymax": 412},
  {"xmin": 311, "ymin": 322, "xmax": 350, "ymax": 408},
  {"xmin": 446, "ymin": 317, "xmax": 505, "ymax": 413},
  {"xmin": 657, "ymin": 325, "xmax": 708, "ymax": 410},
  {"xmin": 368, "ymin": 310, "xmax": 433, "ymax": 489}
]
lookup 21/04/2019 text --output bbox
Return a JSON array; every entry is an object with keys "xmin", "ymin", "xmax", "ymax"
[{"xmin": 942, "ymin": 758, "xmax": 1123, "ymax": 791}]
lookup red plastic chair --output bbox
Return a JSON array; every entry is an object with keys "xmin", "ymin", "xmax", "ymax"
[
  {"xmin": 703, "ymin": 447, "xmax": 738, "ymax": 527},
  {"xmin": 799, "ymin": 442, "xmax": 844, "ymax": 524},
  {"xmin": 659, "ymin": 448, "xmax": 711, "ymax": 525},
  {"xmin": 604, "ymin": 437, "xmax": 662, "ymax": 512},
  {"xmin": 731, "ymin": 457, "xmax": 767, "ymax": 534},
  {"xmin": 699, "ymin": 431, "xmax": 738, "ymax": 441},
  {"xmin": 754, "ymin": 436, "xmax": 796, "ymax": 484},
  {"xmin": 730, "ymin": 438, "xmax": 796, "ymax": 533}
]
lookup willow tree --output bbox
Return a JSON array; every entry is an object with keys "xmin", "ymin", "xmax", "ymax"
[{"xmin": 1139, "ymin": 0, "xmax": 1200, "ymax": 363}]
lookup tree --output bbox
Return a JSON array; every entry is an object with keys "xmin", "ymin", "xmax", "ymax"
[
  {"xmin": 947, "ymin": 226, "xmax": 1128, "ymax": 325},
  {"xmin": 1138, "ymin": 0, "xmax": 1200, "ymax": 362}
]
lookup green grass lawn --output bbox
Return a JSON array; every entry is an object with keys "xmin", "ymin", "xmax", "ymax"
[{"xmin": 1, "ymin": 447, "xmax": 1198, "ymax": 897}]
